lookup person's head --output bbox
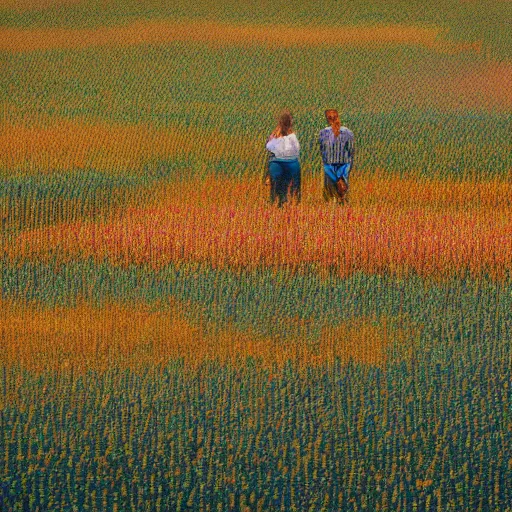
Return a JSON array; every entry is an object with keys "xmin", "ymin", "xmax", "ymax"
[
  {"xmin": 273, "ymin": 109, "xmax": 294, "ymax": 137},
  {"xmin": 325, "ymin": 109, "xmax": 341, "ymax": 137}
]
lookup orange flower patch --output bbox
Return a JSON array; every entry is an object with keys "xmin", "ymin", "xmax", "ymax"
[
  {"xmin": 0, "ymin": 19, "xmax": 476, "ymax": 53},
  {"xmin": 0, "ymin": 0, "xmax": 81, "ymax": 10},
  {"xmin": 0, "ymin": 118, "xmax": 259, "ymax": 173},
  {"xmin": 368, "ymin": 61, "xmax": 512, "ymax": 112},
  {"xmin": 0, "ymin": 299, "xmax": 410, "ymax": 373},
  {"xmin": 9, "ymin": 173, "xmax": 512, "ymax": 280},
  {"xmin": 319, "ymin": 315, "xmax": 419, "ymax": 367},
  {"xmin": 452, "ymin": 62, "xmax": 512, "ymax": 110}
]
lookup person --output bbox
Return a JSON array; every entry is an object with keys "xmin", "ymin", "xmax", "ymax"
[
  {"xmin": 318, "ymin": 109, "xmax": 355, "ymax": 204},
  {"xmin": 265, "ymin": 110, "xmax": 301, "ymax": 207}
]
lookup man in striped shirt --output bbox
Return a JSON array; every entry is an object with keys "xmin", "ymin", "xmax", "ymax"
[{"xmin": 318, "ymin": 109, "xmax": 355, "ymax": 203}]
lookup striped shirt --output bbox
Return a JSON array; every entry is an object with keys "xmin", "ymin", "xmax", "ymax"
[{"xmin": 318, "ymin": 126, "xmax": 354, "ymax": 165}]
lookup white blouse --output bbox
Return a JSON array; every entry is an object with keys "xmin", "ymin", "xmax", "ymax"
[{"xmin": 266, "ymin": 133, "xmax": 300, "ymax": 160}]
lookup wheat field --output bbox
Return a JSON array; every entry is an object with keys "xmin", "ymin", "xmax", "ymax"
[{"xmin": 1, "ymin": 0, "xmax": 511, "ymax": 510}]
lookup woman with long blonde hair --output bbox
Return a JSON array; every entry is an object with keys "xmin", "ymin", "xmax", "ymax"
[
  {"xmin": 265, "ymin": 110, "xmax": 301, "ymax": 207},
  {"xmin": 318, "ymin": 109, "xmax": 355, "ymax": 203}
]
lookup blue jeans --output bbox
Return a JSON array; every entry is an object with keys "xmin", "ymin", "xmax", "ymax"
[
  {"xmin": 269, "ymin": 159, "xmax": 301, "ymax": 207},
  {"xmin": 323, "ymin": 163, "xmax": 351, "ymax": 203},
  {"xmin": 323, "ymin": 163, "xmax": 350, "ymax": 186}
]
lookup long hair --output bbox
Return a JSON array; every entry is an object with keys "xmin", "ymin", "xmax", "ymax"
[
  {"xmin": 325, "ymin": 109, "xmax": 341, "ymax": 137},
  {"xmin": 271, "ymin": 110, "xmax": 294, "ymax": 138}
]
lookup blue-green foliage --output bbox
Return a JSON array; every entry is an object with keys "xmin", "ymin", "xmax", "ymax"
[
  {"xmin": 1, "ymin": 352, "xmax": 510, "ymax": 511},
  {"xmin": 2, "ymin": 260, "xmax": 511, "ymax": 353},
  {"xmin": 3, "ymin": 43, "xmax": 511, "ymax": 179},
  {"xmin": 1, "ymin": 0, "xmax": 511, "ymax": 59}
]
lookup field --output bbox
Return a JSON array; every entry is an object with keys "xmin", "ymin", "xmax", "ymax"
[{"xmin": 1, "ymin": 0, "xmax": 511, "ymax": 510}]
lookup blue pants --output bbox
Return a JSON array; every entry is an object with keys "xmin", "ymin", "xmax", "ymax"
[
  {"xmin": 269, "ymin": 159, "xmax": 301, "ymax": 207},
  {"xmin": 323, "ymin": 163, "xmax": 350, "ymax": 203},
  {"xmin": 323, "ymin": 163, "xmax": 350, "ymax": 186}
]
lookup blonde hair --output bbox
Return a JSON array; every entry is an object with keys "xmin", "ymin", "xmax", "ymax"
[{"xmin": 325, "ymin": 109, "xmax": 341, "ymax": 137}]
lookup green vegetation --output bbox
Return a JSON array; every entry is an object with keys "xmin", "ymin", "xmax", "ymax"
[{"xmin": 1, "ymin": 0, "xmax": 511, "ymax": 510}]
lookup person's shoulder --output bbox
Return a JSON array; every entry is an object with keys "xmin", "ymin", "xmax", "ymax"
[
  {"xmin": 266, "ymin": 135, "xmax": 279, "ymax": 148},
  {"xmin": 319, "ymin": 126, "xmax": 331, "ymax": 135},
  {"xmin": 341, "ymin": 126, "xmax": 354, "ymax": 138}
]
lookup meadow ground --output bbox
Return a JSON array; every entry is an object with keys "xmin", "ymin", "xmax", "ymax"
[{"xmin": 1, "ymin": 1, "xmax": 511, "ymax": 510}]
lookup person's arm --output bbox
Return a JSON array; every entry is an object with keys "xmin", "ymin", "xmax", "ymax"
[
  {"xmin": 263, "ymin": 156, "xmax": 271, "ymax": 185},
  {"xmin": 318, "ymin": 130, "xmax": 326, "ymax": 164},
  {"xmin": 291, "ymin": 133, "xmax": 300, "ymax": 154},
  {"xmin": 266, "ymin": 137, "xmax": 279, "ymax": 152},
  {"xmin": 347, "ymin": 132, "xmax": 355, "ymax": 168},
  {"xmin": 264, "ymin": 134, "xmax": 273, "ymax": 184}
]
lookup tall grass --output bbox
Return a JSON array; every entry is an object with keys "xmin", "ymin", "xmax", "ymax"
[
  {"xmin": 8, "ymin": 173, "xmax": 511, "ymax": 280},
  {"xmin": 1, "ymin": 0, "xmax": 511, "ymax": 510}
]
